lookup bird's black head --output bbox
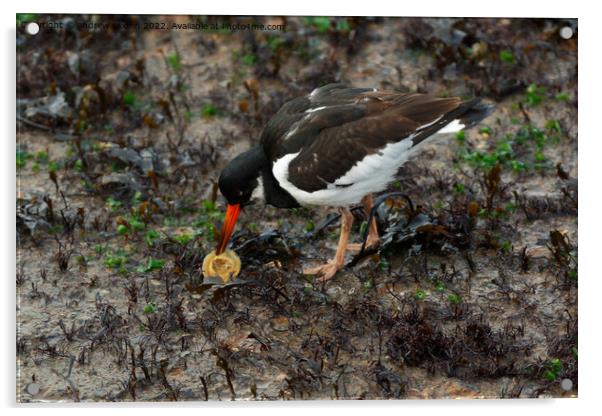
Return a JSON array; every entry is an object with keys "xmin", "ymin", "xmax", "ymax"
[
  {"xmin": 215, "ymin": 146, "xmax": 268, "ymax": 254},
  {"xmin": 218, "ymin": 145, "xmax": 268, "ymax": 207}
]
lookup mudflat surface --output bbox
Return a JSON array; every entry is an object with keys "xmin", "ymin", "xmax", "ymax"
[{"xmin": 17, "ymin": 16, "xmax": 577, "ymax": 401}]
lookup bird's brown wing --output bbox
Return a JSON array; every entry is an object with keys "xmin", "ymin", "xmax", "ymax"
[
  {"xmin": 261, "ymin": 84, "xmax": 378, "ymax": 160},
  {"xmin": 278, "ymin": 86, "xmax": 464, "ymax": 192}
]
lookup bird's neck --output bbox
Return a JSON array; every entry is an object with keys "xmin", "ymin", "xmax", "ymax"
[
  {"xmin": 240, "ymin": 145, "xmax": 300, "ymax": 208},
  {"xmin": 261, "ymin": 168, "xmax": 300, "ymax": 208}
]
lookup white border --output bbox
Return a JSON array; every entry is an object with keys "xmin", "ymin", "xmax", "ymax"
[{"xmin": 3, "ymin": 1, "xmax": 599, "ymax": 415}]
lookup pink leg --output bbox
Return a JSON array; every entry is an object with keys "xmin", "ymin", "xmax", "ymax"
[
  {"xmin": 348, "ymin": 194, "xmax": 380, "ymax": 253},
  {"xmin": 303, "ymin": 207, "xmax": 354, "ymax": 282}
]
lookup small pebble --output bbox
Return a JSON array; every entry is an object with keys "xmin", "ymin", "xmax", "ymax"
[{"xmin": 271, "ymin": 316, "xmax": 289, "ymax": 332}]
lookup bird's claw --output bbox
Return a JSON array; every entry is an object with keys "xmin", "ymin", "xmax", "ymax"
[{"xmin": 303, "ymin": 260, "xmax": 342, "ymax": 283}]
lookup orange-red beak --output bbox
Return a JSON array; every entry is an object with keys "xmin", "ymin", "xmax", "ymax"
[{"xmin": 216, "ymin": 204, "xmax": 241, "ymax": 254}]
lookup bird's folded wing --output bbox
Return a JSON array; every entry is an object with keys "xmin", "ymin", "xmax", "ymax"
[
  {"xmin": 284, "ymin": 94, "xmax": 463, "ymax": 192},
  {"xmin": 285, "ymin": 112, "xmax": 420, "ymax": 192}
]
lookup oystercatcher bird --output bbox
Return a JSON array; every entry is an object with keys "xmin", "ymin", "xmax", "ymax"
[{"xmin": 216, "ymin": 83, "xmax": 492, "ymax": 281}]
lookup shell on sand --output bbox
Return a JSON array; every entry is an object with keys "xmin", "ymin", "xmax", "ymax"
[{"xmin": 202, "ymin": 249, "xmax": 241, "ymax": 283}]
